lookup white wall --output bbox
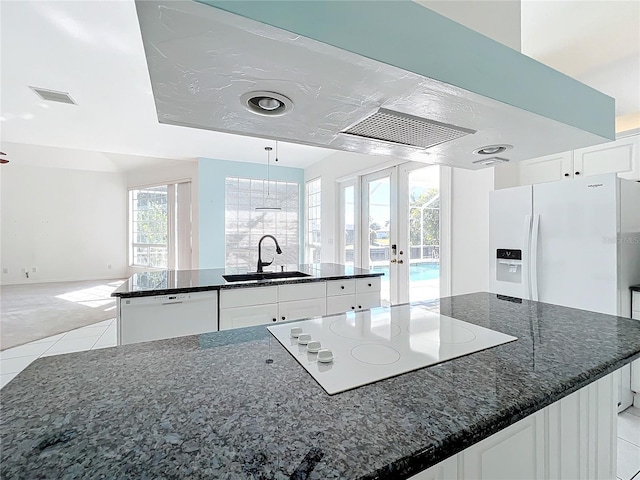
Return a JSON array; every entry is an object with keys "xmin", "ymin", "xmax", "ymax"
[
  {"xmin": 0, "ymin": 142, "xmax": 198, "ymax": 285},
  {"xmin": 450, "ymin": 167, "xmax": 494, "ymax": 295},
  {"xmin": 0, "ymin": 164, "xmax": 127, "ymax": 284}
]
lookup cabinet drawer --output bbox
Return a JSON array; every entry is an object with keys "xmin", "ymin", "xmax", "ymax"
[
  {"xmin": 278, "ymin": 282, "xmax": 326, "ymax": 302},
  {"xmin": 355, "ymin": 291, "xmax": 381, "ymax": 310},
  {"xmin": 220, "ymin": 286, "xmax": 278, "ymax": 309},
  {"xmin": 279, "ymin": 298, "xmax": 326, "ymax": 322},
  {"xmin": 219, "ymin": 303, "xmax": 278, "ymax": 331},
  {"xmin": 326, "ymin": 279, "xmax": 356, "ymax": 296},
  {"xmin": 356, "ymin": 276, "xmax": 381, "ymax": 293},
  {"xmin": 326, "ymin": 294, "xmax": 356, "ymax": 315}
]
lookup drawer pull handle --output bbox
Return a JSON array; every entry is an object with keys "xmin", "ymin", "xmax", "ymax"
[
  {"xmin": 368, "ymin": 283, "xmax": 371, "ymax": 287},
  {"xmin": 351, "ymin": 306, "xmax": 355, "ymax": 310},
  {"xmin": 272, "ymin": 318, "xmax": 277, "ymax": 322},
  {"xmin": 341, "ymin": 286, "xmax": 345, "ymax": 289},
  {"xmin": 358, "ymin": 305, "xmax": 362, "ymax": 309},
  {"xmin": 162, "ymin": 301, "xmax": 183, "ymax": 306},
  {"xmin": 282, "ymin": 316, "xmax": 286, "ymax": 320}
]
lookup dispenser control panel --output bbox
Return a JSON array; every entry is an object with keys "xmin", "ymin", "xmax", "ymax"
[{"xmin": 496, "ymin": 249, "xmax": 522, "ymax": 260}]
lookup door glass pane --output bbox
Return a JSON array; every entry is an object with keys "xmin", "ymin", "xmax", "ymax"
[
  {"xmin": 343, "ymin": 185, "xmax": 355, "ymax": 266},
  {"xmin": 408, "ymin": 166, "xmax": 440, "ymax": 302},
  {"xmin": 368, "ymin": 177, "xmax": 391, "ymax": 305}
]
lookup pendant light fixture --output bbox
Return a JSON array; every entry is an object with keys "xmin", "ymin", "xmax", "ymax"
[{"xmin": 255, "ymin": 145, "xmax": 282, "ymax": 211}]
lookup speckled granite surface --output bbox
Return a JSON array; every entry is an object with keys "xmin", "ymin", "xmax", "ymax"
[
  {"xmin": 112, "ymin": 263, "xmax": 383, "ymax": 297},
  {"xmin": 2, "ymin": 292, "xmax": 640, "ymax": 479}
]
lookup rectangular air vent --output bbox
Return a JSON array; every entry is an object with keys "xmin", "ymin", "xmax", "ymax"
[
  {"xmin": 472, "ymin": 157, "xmax": 510, "ymax": 166},
  {"xmin": 341, "ymin": 108, "xmax": 475, "ymax": 149},
  {"xmin": 29, "ymin": 86, "xmax": 76, "ymax": 105}
]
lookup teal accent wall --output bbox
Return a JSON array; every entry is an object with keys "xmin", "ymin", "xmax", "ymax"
[
  {"xmin": 198, "ymin": 158, "xmax": 305, "ymax": 269},
  {"xmin": 198, "ymin": 0, "xmax": 614, "ymax": 140}
]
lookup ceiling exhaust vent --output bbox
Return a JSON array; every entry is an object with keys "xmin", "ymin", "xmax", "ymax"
[
  {"xmin": 472, "ymin": 157, "xmax": 510, "ymax": 166},
  {"xmin": 29, "ymin": 87, "xmax": 77, "ymax": 105},
  {"xmin": 341, "ymin": 108, "xmax": 475, "ymax": 149}
]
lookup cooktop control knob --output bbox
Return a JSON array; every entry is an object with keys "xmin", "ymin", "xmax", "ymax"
[
  {"xmin": 307, "ymin": 341, "xmax": 321, "ymax": 353},
  {"xmin": 317, "ymin": 349, "xmax": 334, "ymax": 363},
  {"xmin": 297, "ymin": 333, "xmax": 312, "ymax": 345},
  {"xmin": 290, "ymin": 327, "xmax": 303, "ymax": 338}
]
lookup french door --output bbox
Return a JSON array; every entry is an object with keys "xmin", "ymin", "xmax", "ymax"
[{"xmin": 349, "ymin": 163, "xmax": 443, "ymax": 306}]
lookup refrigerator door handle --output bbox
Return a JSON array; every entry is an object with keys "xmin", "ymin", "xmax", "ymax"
[
  {"xmin": 523, "ymin": 215, "xmax": 532, "ymax": 300},
  {"xmin": 531, "ymin": 214, "xmax": 540, "ymax": 301}
]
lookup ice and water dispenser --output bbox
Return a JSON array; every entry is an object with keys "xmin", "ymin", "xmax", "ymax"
[{"xmin": 496, "ymin": 249, "xmax": 522, "ymax": 284}]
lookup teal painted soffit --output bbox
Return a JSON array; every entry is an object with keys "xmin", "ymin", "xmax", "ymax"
[{"xmin": 197, "ymin": 0, "xmax": 615, "ymax": 140}]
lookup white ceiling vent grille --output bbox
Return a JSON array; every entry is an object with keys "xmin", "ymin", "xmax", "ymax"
[
  {"xmin": 341, "ymin": 108, "xmax": 475, "ymax": 149},
  {"xmin": 29, "ymin": 87, "xmax": 77, "ymax": 105}
]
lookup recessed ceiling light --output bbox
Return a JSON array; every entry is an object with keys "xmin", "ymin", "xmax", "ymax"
[
  {"xmin": 474, "ymin": 144, "xmax": 512, "ymax": 155},
  {"xmin": 240, "ymin": 91, "xmax": 293, "ymax": 116},
  {"xmin": 29, "ymin": 86, "xmax": 77, "ymax": 105}
]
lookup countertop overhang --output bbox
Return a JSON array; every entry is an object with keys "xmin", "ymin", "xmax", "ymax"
[
  {"xmin": 112, "ymin": 263, "xmax": 383, "ymax": 298},
  {"xmin": 2, "ymin": 293, "xmax": 640, "ymax": 479}
]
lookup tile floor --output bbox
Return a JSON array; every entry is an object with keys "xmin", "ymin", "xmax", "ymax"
[
  {"xmin": 0, "ymin": 318, "xmax": 116, "ymax": 388},
  {"xmin": 0, "ymin": 320, "xmax": 638, "ymax": 479}
]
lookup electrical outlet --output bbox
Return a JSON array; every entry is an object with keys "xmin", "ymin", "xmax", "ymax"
[{"xmin": 32, "ymin": 267, "xmax": 38, "ymax": 273}]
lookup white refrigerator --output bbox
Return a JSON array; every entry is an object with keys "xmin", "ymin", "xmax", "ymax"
[{"xmin": 489, "ymin": 173, "xmax": 640, "ymax": 411}]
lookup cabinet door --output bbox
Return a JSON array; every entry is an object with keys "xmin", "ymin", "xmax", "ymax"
[
  {"xmin": 355, "ymin": 276, "xmax": 381, "ymax": 293},
  {"xmin": 518, "ymin": 151, "xmax": 573, "ymax": 185},
  {"xmin": 278, "ymin": 282, "xmax": 326, "ymax": 302},
  {"xmin": 220, "ymin": 286, "xmax": 278, "ymax": 308},
  {"xmin": 219, "ymin": 303, "xmax": 278, "ymax": 331},
  {"xmin": 326, "ymin": 279, "xmax": 356, "ymax": 296},
  {"xmin": 278, "ymin": 298, "xmax": 326, "ymax": 322},
  {"xmin": 462, "ymin": 411, "xmax": 544, "ymax": 480},
  {"xmin": 574, "ymin": 135, "xmax": 639, "ymax": 180},
  {"xmin": 356, "ymin": 291, "xmax": 381, "ymax": 310},
  {"xmin": 326, "ymin": 294, "xmax": 357, "ymax": 315}
]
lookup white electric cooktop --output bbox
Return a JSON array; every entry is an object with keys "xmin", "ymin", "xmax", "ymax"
[{"xmin": 268, "ymin": 304, "xmax": 517, "ymax": 395}]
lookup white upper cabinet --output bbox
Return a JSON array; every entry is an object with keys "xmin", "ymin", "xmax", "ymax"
[
  {"xmin": 574, "ymin": 135, "xmax": 639, "ymax": 180},
  {"xmin": 515, "ymin": 135, "xmax": 639, "ymax": 186}
]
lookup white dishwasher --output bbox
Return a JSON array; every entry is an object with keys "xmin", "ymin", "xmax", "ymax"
[{"xmin": 118, "ymin": 291, "xmax": 218, "ymax": 345}]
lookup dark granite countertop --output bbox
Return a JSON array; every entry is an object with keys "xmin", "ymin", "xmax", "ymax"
[
  {"xmin": 112, "ymin": 263, "xmax": 384, "ymax": 298},
  {"xmin": 2, "ymin": 292, "xmax": 640, "ymax": 479}
]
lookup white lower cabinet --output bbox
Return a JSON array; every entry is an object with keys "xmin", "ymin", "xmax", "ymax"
[
  {"xmin": 326, "ymin": 277, "xmax": 382, "ymax": 314},
  {"xmin": 219, "ymin": 303, "xmax": 279, "ymax": 330},
  {"xmin": 278, "ymin": 297, "xmax": 326, "ymax": 322},
  {"xmin": 219, "ymin": 278, "xmax": 381, "ymax": 330},
  {"xmin": 409, "ymin": 370, "xmax": 618, "ymax": 480}
]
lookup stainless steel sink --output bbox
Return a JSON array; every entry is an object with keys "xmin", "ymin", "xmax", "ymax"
[{"xmin": 223, "ymin": 271, "xmax": 312, "ymax": 282}]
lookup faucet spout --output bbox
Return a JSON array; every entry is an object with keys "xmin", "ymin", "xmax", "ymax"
[{"xmin": 257, "ymin": 235, "xmax": 283, "ymax": 273}]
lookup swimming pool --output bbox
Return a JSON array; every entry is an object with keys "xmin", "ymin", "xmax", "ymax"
[{"xmin": 372, "ymin": 262, "xmax": 439, "ymax": 281}]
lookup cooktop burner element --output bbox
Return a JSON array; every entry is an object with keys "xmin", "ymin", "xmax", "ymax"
[{"xmin": 268, "ymin": 305, "xmax": 517, "ymax": 395}]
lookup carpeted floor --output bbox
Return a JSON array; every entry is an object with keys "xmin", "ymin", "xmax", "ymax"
[{"xmin": 0, "ymin": 279, "xmax": 126, "ymax": 350}]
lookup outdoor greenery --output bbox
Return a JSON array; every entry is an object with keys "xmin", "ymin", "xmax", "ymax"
[{"xmin": 409, "ymin": 188, "xmax": 439, "ymax": 247}]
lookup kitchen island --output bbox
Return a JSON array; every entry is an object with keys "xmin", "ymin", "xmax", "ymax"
[
  {"xmin": 2, "ymin": 292, "xmax": 640, "ymax": 479},
  {"xmin": 112, "ymin": 263, "xmax": 383, "ymax": 345}
]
